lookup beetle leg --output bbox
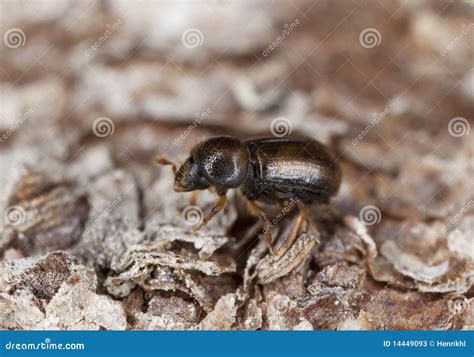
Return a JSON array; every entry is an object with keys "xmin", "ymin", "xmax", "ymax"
[
  {"xmin": 246, "ymin": 200, "xmax": 275, "ymax": 254},
  {"xmin": 189, "ymin": 190, "xmax": 200, "ymax": 206},
  {"xmin": 193, "ymin": 193, "xmax": 227, "ymax": 232},
  {"xmin": 274, "ymin": 212, "xmax": 304, "ymax": 257},
  {"xmin": 155, "ymin": 157, "xmax": 177, "ymax": 175},
  {"xmin": 297, "ymin": 201, "xmax": 318, "ymax": 233}
]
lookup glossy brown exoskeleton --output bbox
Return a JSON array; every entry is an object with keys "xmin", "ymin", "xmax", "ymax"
[{"xmin": 156, "ymin": 136, "xmax": 341, "ymax": 255}]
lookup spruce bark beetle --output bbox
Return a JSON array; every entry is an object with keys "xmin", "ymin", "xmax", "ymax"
[{"xmin": 157, "ymin": 136, "xmax": 341, "ymax": 255}]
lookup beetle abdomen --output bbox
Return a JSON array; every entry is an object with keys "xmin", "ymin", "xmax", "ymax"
[{"xmin": 242, "ymin": 137, "xmax": 341, "ymax": 204}]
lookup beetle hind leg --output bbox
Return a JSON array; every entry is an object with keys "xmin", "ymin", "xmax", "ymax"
[
  {"xmin": 273, "ymin": 202, "xmax": 317, "ymax": 257},
  {"xmin": 273, "ymin": 212, "xmax": 305, "ymax": 257},
  {"xmin": 246, "ymin": 200, "xmax": 276, "ymax": 254},
  {"xmin": 297, "ymin": 201, "xmax": 319, "ymax": 233}
]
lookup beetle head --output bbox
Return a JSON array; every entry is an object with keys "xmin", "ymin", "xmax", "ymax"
[
  {"xmin": 174, "ymin": 156, "xmax": 209, "ymax": 192},
  {"xmin": 174, "ymin": 136, "xmax": 249, "ymax": 194}
]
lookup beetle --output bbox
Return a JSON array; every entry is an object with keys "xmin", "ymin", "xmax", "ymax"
[{"xmin": 156, "ymin": 136, "xmax": 341, "ymax": 256}]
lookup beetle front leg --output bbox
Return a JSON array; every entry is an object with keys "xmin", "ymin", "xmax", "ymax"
[
  {"xmin": 193, "ymin": 193, "xmax": 227, "ymax": 232},
  {"xmin": 189, "ymin": 190, "xmax": 200, "ymax": 206}
]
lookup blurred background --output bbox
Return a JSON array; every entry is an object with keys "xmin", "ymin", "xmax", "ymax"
[
  {"xmin": 0, "ymin": 0, "xmax": 473, "ymax": 330},
  {"xmin": 1, "ymin": 0, "xmax": 472, "ymax": 214}
]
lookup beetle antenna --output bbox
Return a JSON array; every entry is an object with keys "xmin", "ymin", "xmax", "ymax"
[{"xmin": 155, "ymin": 157, "xmax": 177, "ymax": 175}]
